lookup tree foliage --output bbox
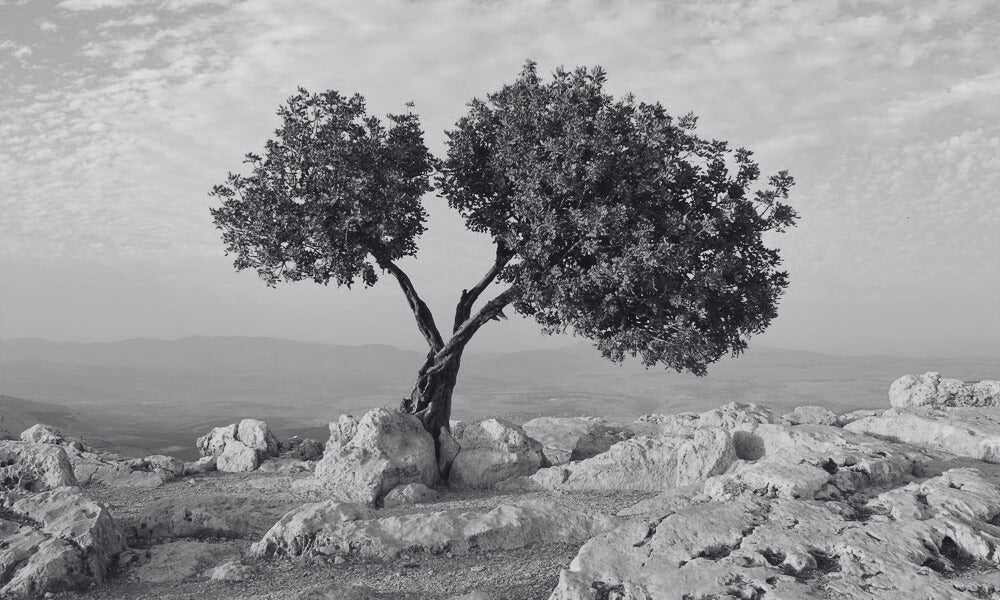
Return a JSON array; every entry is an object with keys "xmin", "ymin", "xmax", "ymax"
[
  {"xmin": 439, "ymin": 62, "xmax": 796, "ymax": 375},
  {"xmin": 210, "ymin": 89, "xmax": 433, "ymax": 289}
]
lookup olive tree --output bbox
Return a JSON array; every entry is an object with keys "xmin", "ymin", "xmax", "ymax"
[{"xmin": 210, "ymin": 63, "xmax": 797, "ymax": 460}]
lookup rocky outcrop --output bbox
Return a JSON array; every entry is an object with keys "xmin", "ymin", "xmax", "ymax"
[
  {"xmin": 1, "ymin": 486, "xmax": 125, "ymax": 598},
  {"xmin": 521, "ymin": 428, "xmax": 736, "ymax": 492},
  {"xmin": 251, "ymin": 499, "xmax": 622, "ymax": 561},
  {"xmin": 196, "ymin": 418, "xmax": 280, "ymax": 472},
  {"xmin": 313, "ymin": 408, "xmax": 438, "ymax": 506},
  {"xmin": 521, "ymin": 416, "xmax": 631, "ymax": 465},
  {"xmin": 889, "ymin": 372, "xmax": 1000, "ymax": 408},
  {"xmin": 68, "ymin": 448, "xmax": 181, "ymax": 489},
  {"xmin": 382, "ymin": 482, "xmax": 438, "ymax": 508},
  {"xmin": 19, "ymin": 424, "xmax": 70, "ymax": 446},
  {"xmin": 550, "ymin": 467, "xmax": 1000, "ymax": 600},
  {"xmin": 131, "ymin": 495, "xmax": 291, "ymax": 542},
  {"xmin": 449, "ymin": 419, "xmax": 545, "ymax": 488},
  {"xmin": 780, "ymin": 405, "xmax": 839, "ymax": 426},
  {"xmin": 128, "ymin": 540, "xmax": 239, "ymax": 583},
  {"xmin": 279, "ymin": 436, "xmax": 324, "ymax": 461},
  {"xmin": 635, "ymin": 402, "xmax": 774, "ymax": 437},
  {"xmin": 845, "ymin": 406, "xmax": 1000, "ymax": 463},
  {"xmin": 0, "ymin": 441, "xmax": 77, "ymax": 499},
  {"xmin": 183, "ymin": 456, "xmax": 217, "ymax": 476}
]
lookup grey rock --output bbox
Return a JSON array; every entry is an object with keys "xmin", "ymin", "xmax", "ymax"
[
  {"xmin": 0, "ymin": 441, "xmax": 77, "ymax": 500},
  {"xmin": 382, "ymin": 482, "xmax": 438, "ymax": 508},
  {"xmin": 449, "ymin": 419, "xmax": 545, "ymax": 488},
  {"xmin": 889, "ymin": 372, "xmax": 1000, "ymax": 408},
  {"xmin": 845, "ymin": 406, "xmax": 1000, "ymax": 463},
  {"xmin": 521, "ymin": 416, "xmax": 631, "ymax": 465}
]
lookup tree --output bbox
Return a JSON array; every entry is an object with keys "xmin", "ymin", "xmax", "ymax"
[{"xmin": 210, "ymin": 63, "xmax": 797, "ymax": 465}]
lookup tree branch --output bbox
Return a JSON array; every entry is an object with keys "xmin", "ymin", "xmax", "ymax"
[
  {"xmin": 428, "ymin": 286, "xmax": 519, "ymax": 375},
  {"xmin": 453, "ymin": 245, "xmax": 513, "ymax": 332},
  {"xmin": 379, "ymin": 259, "xmax": 445, "ymax": 351}
]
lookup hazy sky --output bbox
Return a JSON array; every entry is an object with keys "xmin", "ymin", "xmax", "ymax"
[{"xmin": 1, "ymin": 0, "xmax": 998, "ymax": 358}]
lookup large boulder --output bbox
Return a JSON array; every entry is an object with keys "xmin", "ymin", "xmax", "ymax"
[
  {"xmin": 1, "ymin": 486, "xmax": 125, "ymax": 598},
  {"xmin": 67, "ymin": 447, "xmax": 181, "ymax": 489},
  {"xmin": 521, "ymin": 416, "xmax": 631, "ymax": 465},
  {"xmin": 313, "ymin": 408, "xmax": 438, "ymax": 506},
  {"xmin": 780, "ymin": 405, "xmax": 839, "ymax": 426},
  {"xmin": 449, "ymin": 419, "xmax": 545, "ymax": 488},
  {"xmin": 0, "ymin": 441, "xmax": 77, "ymax": 499},
  {"xmin": 551, "ymin": 468, "xmax": 1000, "ymax": 600},
  {"xmin": 251, "ymin": 499, "xmax": 622, "ymax": 561},
  {"xmin": 889, "ymin": 373, "xmax": 1000, "ymax": 408},
  {"xmin": 845, "ymin": 406, "xmax": 1000, "ymax": 463},
  {"xmin": 196, "ymin": 418, "xmax": 280, "ymax": 472},
  {"xmin": 523, "ymin": 428, "xmax": 736, "ymax": 492},
  {"xmin": 19, "ymin": 424, "xmax": 69, "ymax": 446}
]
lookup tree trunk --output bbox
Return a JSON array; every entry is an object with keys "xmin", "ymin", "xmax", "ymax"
[{"xmin": 401, "ymin": 351, "xmax": 463, "ymax": 465}]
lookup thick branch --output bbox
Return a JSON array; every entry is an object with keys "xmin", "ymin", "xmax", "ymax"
[
  {"xmin": 379, "ymin": 259, "xmax": 444, "ymax": 351},
  {"xmin": 453, "ymin": 245, "xmax": 513, "ymax": 332},
  {"xmin": 427, "ymin": 286, "xmax": 519, "ymax": 375}
]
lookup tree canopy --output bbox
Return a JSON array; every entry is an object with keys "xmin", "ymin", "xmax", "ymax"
[{"xmin": 210, "ymin": 62, "xmax": 797, "ymax": 445}]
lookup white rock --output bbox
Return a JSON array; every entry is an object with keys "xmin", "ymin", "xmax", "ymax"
[
  {"xmin": 19, "ymin": 424, "xmax": 67, "ymax": 446},
  {"xmin": 889, "ymin": 373, "xmax": 1000, "ymax": 408},
  {"xmin": 845, "ymin": 407, "xmax": 1000, "ymax": 463},
  {"xmin": 522, "ymin": 416, "xmax": 631, "ymax": 465},
  {"xmin": 183, "ymin": 455, "xmax": 216, "ymax": 476},
  {"xmin": 196, "ymin": 423, "xmax": 237, "ymax": 458},
  {"xmin": 216, "ymin": 441, "xmax": 260, "ymax": 472},
  {"xmin": 206, "ymin": 559, "xmax": 251, "ymax": 581},
  {"xmin": 382, "ymin": 483, "xmax": 438, "ymax": 508},
  {"xmin": 449, "ymin": 419, "xmax": 545, "ymax": 488},
  {"xmin": 525, "ymin": 428, "xmax": 735, "ymax": 492},
  {"xmin": 130, "ymin": 540, "xmax": 238, "ymax": 583},
  {"xmin": 780, "ymin": 405, "xmax": 839, "ymax": 426},
  {"xmin": 237, "ymin": 418, "xmax": 279, "ymax": 457},
  {"xmin": 1, "ymin": 487, "xmax": 124, "ymax": 597},
  {"xmin": 126, "ymin": 454, "xmax": 184, "ymax": 478},
  {"xmin": 550, "ymin": 467, "xmax": 1000, "ymax": 600},
  {"xmin": 313, "ymin": 408, "xmax": 438, "ymax": 506},
  {"xmin": 251, "ymin": 499, "xmax": 622, "ymax": 561},
  {"xmin": 837, "ymin": 409, "xmax": 884, "ymax": 426},
  {"xmin": 0, "ymin": 441, "xmax": 77, "ymax": 499}
]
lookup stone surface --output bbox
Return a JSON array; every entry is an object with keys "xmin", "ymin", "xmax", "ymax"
[
  {"xmin": 550, "ymin": 467, "xmax": 1000, "ymax": 600},
  {"xmin": 845, "ymin": 406, "xmax": 1000, "ymax": 463},
  {"xmin": 280, "ymin": 436, "xmax": 324, "ymax": 461},
  {"xmin": 196, "ymin": 418, "xmax": 279, "ymax": 472},
  {"xmin": 522, "ymin": 428, "xmax": 736, "ymax": 492},
  {"xmin": 449, "ymin": 419, "xmax": 545, "ymax": 488},
  {"xmin": 382, "ymin": 482, "xmax": 438, "ymax": 508},
  {"xmin": 258, "ymin": 457, "xmax": 314, "ymax": 473},
  {"xmin": 19, "ymin": 424, "xmax": 67, "ymax": 446},
  {"xmin": 521, "ymin": 416, "xmax": 631, "ymax": 465},
  {"xmin": 129, "ymin": 540, "xmax": 239, "ymax": 583},
  {"xmin": 314, "ymin": 408, "xmax": 438, "ymax": 506},
  {"xmin": 889, "ymin": 372, "xmax": 1000, "ymax": 408},
  {"xmin": 781, "ymin": 405, "xmax": 839, "ymax": 426},
  {"xmin": 206, "ymin": 559, "xmax": 252, "ymax": 582},
  {"xmin": 837, "ymin": 408, "xmax": 884, "ymax": 426},
  {"xmin": 1, "ymin": 486, "xmax": 125, "ymax": 598},
  {"xmin": 67, "ymin": 446, "xmax": 179, "ymax": 489},
  {"xmin": 125, "ymin": 454, "xmax": 185, "ymax": 478},
  {"xmin": 252, "ymin": 499, "xmax": 622, "ymax": 561},
  {"xmin": 0, "ymin": 441, "xmax": 77, "ymax": 499},
  {"xmin": 183, "ymin": 455, "xmax": 217, "ymax": 476},
  {"xmin": 704, "ymin": 423, "xmax": 930, "ymax": 501},
  {"xmin": 131, "ymin": 495, "xmax": 291, "ymax": 542}
]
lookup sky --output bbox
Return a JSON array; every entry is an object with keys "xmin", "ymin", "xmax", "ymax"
[{"xmin": 1, "ymin": 0, "xmax": 998, "ymax": 359}]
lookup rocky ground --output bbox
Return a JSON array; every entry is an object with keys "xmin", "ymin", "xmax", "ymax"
[{"xmin": 1, "ymin": 371, "xmax": 998, "ymax": 600}]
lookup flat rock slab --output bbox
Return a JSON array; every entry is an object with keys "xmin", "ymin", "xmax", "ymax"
[
  {"xmin": 130, "ymin": 495, "xmax": 292, "ymax": 542},
  {"xmin": 845, "ymin": 407, "xmax": 1000, "ymax": 463},
  {"xmin": 551, "ymin": 467, "xmax": 1000, "ymax": 600},
  {"xmin": 128, "ymin": 540, "xmax": 241, "ymax": 583},
  {"xmin": 251, "ymin": 499, "xmax": 622, "ymax": 561},
  {"xmin": 1, "ymin": 486, "xmax": 125, "ymax": 598}
]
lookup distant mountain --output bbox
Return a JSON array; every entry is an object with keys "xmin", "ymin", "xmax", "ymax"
[{"xmin": 2, "ymin": 336, "xmax": 997, "ymax": 458}]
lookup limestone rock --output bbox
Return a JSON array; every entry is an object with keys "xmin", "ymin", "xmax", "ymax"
[
  {"xmin": 183, "ymin": 455, "xmax": 216, "ymax": 476},
  {"xmin": 125, "ymin": 454, "xmax": 184, "ymax": 478},
  {"xmin": 636, "ymin": 402, "xmax": 774, "ymax": 438},
  {"xmin": 128, "ymin": 540, "xmax": 239, "ymax": 583},
  {"xmin": 1, "ymin": 486, "xmax": 124, "ymax": 597},
  {"xmin": 313, "ymin": 408, "xmax": 438, "ymax": 506},
  {"xmin": 196, "ymin": 418, "xmax": 279, "ymax": 472},
  {"xmin": 845, "ymin": 406, "xmax": 1000, "ymax": 463},
  {"xmin": 131, "ymin": 495, "xmax": 291, "ymax": 542},
  {"xmin": 19, "ymin": 424, "xmax": 67, "ymax": 446},
  {"xmin": 258, "ymin": 457, "xmax": 314, "ymax": 473},
  {"xmin": 280, "ymin": 436, "xmax": 324, "ymax": 461},
  {"xmin": 0, "ymin": 441, "xmax": 77, "ymax": 499},
  {"xmin": 524, "ymin": 428, "xmax": 735, "ymax": 492},
  {"xmin": 781, "ymin": 405, "xmax": 839, "ymax": 426},
  {"xmin": 837, "ymin": 408, "xmax": 884, "ymax": 426},
  {"xmin": 217, "ymin": 440, "xmax": 260, "ymax": 472},
  {"xmin": 67, "ymin": 447, "xmax": 171, "ymax": 489},
  {"xmin": 449, "ymin": 419, "xmax": 545, "ymax": 488},
  {"xmin": 251, "ymin": 499, "xmax": 622, "ymax": 561},
  {"xmin": 206, "ymin": 559, "xmax": 251, "ymax": 582},
  {"xmin": 326, "ymin": 415, "xmax": 360, "ymax": 450},
  {"xmin": 550, "ymin": 468, "xmax": 1000, "ymax": 600},
  {"xmin": 382, "ymin": 482, "xmax": 438, "ymax": 508},
  {"xmin": 521, "ymin": 416, "xmax": 631, "ymax": 465},
  {"xmin": 889, "ymin": 372, "xmax": 1000, "ymax": 408}
]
